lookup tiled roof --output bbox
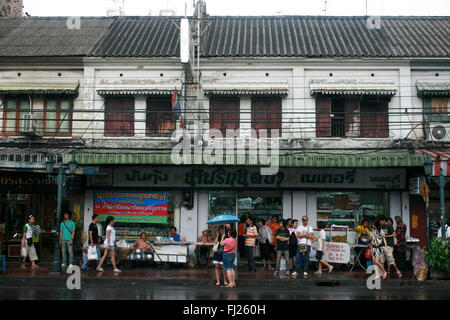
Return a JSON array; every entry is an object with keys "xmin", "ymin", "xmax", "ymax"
[
  {"xmin": 202, "ymin": 16, "xmax": 449, "ymax": 58},
  {"xmin": 0, "ymin": 17, "xmax": 114, "ymax": 57},
  {"xmin": 0, "ymin": 16, "xmax": 448, "ymax": 58}
]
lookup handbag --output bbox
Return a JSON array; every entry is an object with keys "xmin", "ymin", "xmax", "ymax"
[
  {"xmin": 212, "ymin": 242, "xmax": 219, "ymax": 253},
  {"xmin": 364, "ymin": 247, "xmax": 372, "ymax": 259},
  {"xmin": 299, "ymin": 244, "xmax": 308, "ymax": 254},
  {"xmin": 87, "ymin": 246, "xmax": 98, "ymax": 260}
]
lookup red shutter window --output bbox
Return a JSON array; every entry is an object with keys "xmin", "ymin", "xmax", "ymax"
[
  {"xmin": 146, "ymin": 97, "xmax": 175, "ymax": 136},
  {"xmin": 360, "ymin": 101, "xmax": 389, "ymax": 138},
  {"xmin": 251, "ymin": 97, "xmax": 281, "ymax": 138},
  {"xmin": 209, "ymin": 97, "xmax": 240, "ymax": 137},
  {"xmin": 316, "ymin": 97, "xmax": 332, "ymax": 137},
  {"xmin": 105, "ymin": 97, "xmax": 134, "ymax": 137}
]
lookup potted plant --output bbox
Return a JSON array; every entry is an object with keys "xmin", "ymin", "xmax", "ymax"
[{"xmin": 423, "ymin": 238, "xmax": 450, "ymax": 280}]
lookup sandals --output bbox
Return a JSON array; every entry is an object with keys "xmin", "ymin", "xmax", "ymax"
[
  {"xmin": 397, "ymin": 271, "xmax": 402, "ymax": 278},
  {"xmin": 113, "ymin": 269, "xmax": 121, "ymax": 273},
  {"xmin": 215, "ymin": 283, "xmax": 221, "ymax": 287},
  {"xmin": 96, "ymin": 268, "xmax": 104, "ymax": 272},
  {"xmin": 31, "ymin": 265, "xmax": 40, "ymax": 269},
  {"xmin": 328, "ymin": 266, "xmax": 334, "ymax": 273}
]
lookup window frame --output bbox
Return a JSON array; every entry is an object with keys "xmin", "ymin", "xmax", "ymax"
[
  {"xmin": 104, "ymin": 97, "xmax": 135, "ymax": 137},
  {"xmin": 1, "ymin": 97, "xmax": 30, "ymax": 136},
  {"xmin": 146, "ymin": 96, "xmax": 175, "ymax": 136},
  {"xmin": 43, "ymin": 97, "xmax": 74, "ymax": 136}
]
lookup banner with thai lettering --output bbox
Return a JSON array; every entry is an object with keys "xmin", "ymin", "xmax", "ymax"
[{"xmin": 94, "ymin": 191, "xmax": 169, "ymax": 224}]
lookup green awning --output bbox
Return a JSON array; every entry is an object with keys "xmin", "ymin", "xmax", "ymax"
[
  {"xmin": 0, "ymin": 82, "xmax": 79, "ymax": 96},
  {"xmin": 65, "ymin": 149, "xmax": 426, "ymax": 168},
  {"xmin": 417, "ymin": 81, "xmax": 450, "ymax": 97}
]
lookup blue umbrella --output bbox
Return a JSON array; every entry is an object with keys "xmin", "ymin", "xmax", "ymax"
[{"xmin": 207, "ymin": 215, "xmax": 240, "ymax": 225}]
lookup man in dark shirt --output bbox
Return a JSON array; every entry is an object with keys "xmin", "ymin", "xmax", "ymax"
[
  {"xmin": 380, "ymin": 216, "xmax": 402, "ymax": 278},
  {"xmin": 81, "ymin": 214, "xmax": 101, "ymax": 270},
  {"xmin": 273, "ymin": 219, "xmax": 290, "ymax": 276}
]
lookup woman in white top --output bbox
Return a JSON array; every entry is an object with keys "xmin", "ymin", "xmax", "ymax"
[
  {"xmin": 96, "ymin": 216, "xmax": 121, "ymax": 273},
  {"xmin": 314, "ymin": 221, "xmax": 333, "ymax": 274}
]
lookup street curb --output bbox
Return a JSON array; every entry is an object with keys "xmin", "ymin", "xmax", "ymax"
[{"xmin": 0, "ymin": 276, "xmax": 448, "ymax": 288}]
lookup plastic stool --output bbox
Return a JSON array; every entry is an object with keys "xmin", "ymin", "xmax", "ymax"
[{"xmin": 0, "ymin": 255, "xmax": 6, "ymax": 274}]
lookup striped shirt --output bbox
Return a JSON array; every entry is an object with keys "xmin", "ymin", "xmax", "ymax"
[{"xmin": 245, "ymin": 225, "xmax": 258, "ymax": 247}]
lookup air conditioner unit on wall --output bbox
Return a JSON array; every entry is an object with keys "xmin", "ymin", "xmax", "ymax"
[
  {"xmin": 427, "ymin": 122, "xmax": 450, "ymax": 142},
  {"xmin": 20, "ymin": 113, "xmax": 37, "ymax": 134}
]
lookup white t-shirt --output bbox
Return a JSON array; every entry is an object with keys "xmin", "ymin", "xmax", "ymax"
[
  {"xmin": 24, "ymin": 223, "xmax": 33, "ymax": 239},
  {"xmin": 104, "ymin": 225, "xmax": 116, "ymax": 246},
  {"xmin": 296, "ymin": 225, "xmax": 313, "ymax": 246},
  {"xmin": 318, "ymin": 229, "xmax": 326, "ymax": 251},
  {"xmin": 437, "ymin": 226, "xmax": 450, "ymax": 238}
]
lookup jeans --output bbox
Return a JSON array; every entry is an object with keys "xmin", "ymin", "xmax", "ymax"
[
  {"xmin": 246, "ymin": 246, "xmax": 256, "ymax": 270},
  {"xmin": 61, "ymin": 240, "xmax": 73, "ymax": 266},
  {"xmin": 295, "ymin": 245, "xmax": 311, "ymax": 272},
  {"xmin": 275, "ymin": 249, "xmax": 289, "ymax": 272},
  {"xmin": 81, "ymin": 244, "xmax": 101, "ymax": 269}
]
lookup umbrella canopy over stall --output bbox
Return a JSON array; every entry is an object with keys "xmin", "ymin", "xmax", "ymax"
[{"xmin": 207, "ymin": 215, "xmax": 240, "ymax": 225}]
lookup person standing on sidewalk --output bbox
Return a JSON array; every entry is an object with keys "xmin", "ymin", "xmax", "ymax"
[
  {"xmin": 394, "ymin": 216, "xmax": 407, "ymax": 274},
  {"xmin": 369, "ymin": 220, "xmax": 387, "ymax": 280},
  {"xmin": 244, "ymin": 217, "xmax": 257, "ymax": 272},
  {"xmin": 380, "ymin": 216, "xmax": 402, "ymax": 278},
  {"xmin": 59, "ymin": 211, "xmax": 76, "ymax": 271},
  {"xmin": 238, "ymin": 217, "xmax": 246, "ymax": 258},
  {"xmin": 267, "ymin": 216, "xmax": 280, "ymax": 265},
  {"xmin": 221, "ymin": 229, "xmax": 238, "ymax": 289},
  {"xmin": 81, "ymin": 214, "xmax": 101, "ymax": 271},
  {"xmin": 97, "ymin": 216, "xmax": 121, "ymax": 273},
  {"xmin": 273, "ymin": 219, "xmax": 290, "ymax": 276},
  {"xmin": 212, "ymin": 226, "xmax": 228, "ymax": 287},
  {"xmin": 20, "ymin": 215, "xmax": 39, "ymax": 270},
  {"xmin": 258, "ymin": 219, "xmax": 272, "ymax": 270},
  {"xmin": 288, "ymin": 219, "xmax": 298, "ymax": 274},
  {"xmin": 315, "ymin": 221, "xmax": 333, "ymax": 274},
  {"xmin": 293, "ymin": 216, "xmax": 313, "ymax": 277}
]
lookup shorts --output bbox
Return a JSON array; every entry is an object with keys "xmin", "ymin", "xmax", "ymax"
[
  {"xmin": 212, "ymin": 251, "xmax": 223, "ymax": 265},
  {"xmin": 315, "ymin": 250, "xmax": 323, "ymax": 261},
  {"xmin": 289, "ymin": 245, "xmax": 297, "ymax": 258},
  {"xmin": 104, "ymin": 245, "xmax": 115, "ymax": 250},
  {"xmin": 382, "ymin": 246, "xmax": 395, "ymax": 265},
  {"xmin": 223, "ymin": 252, "xmax": 235, "ymax": 270}
]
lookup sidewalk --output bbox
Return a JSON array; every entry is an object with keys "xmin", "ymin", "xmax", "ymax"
[{"xmin": 1, "ymin": 261, "xmax": 448, "ymax": 288}]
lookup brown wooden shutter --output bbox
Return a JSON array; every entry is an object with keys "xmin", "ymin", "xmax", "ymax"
[
  {"xmin": 210, "ymin": 97, "xmax": 240, "ymax": 136},
  {"xmin": 105, "ymin": 97, "xmax": 134, "ymax": 136},
  {"xmin": 251, "ymin": 97, "xmax": 281, "ymax": 138},
  {"xmin": 316, "ymin": 97, "xmax": 332, "ymax": 137},
  {"xmin": 360, "ymin": 101, "xmax": 388, "ymax": 138}
]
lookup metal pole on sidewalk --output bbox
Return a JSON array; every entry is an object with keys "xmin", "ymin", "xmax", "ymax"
[
  {"xmin": 439, "ymin": 168, "xmax": 447, "ymax": 239},
  {"xmin": 50, "ymin": 167, "xmax": 64, "ymax": 273}
]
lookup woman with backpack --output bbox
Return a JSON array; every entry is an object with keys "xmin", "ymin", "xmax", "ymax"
[{"xmin": 258, "ymin": 219, "xmax": 272, "ymax": 270}]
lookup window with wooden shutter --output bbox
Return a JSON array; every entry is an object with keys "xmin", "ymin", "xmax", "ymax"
[
  {"xmin": 146, "ymin": 97, "xmax": 175, "ymax": 136},
  {"xmin": 360, "ymin": 101, "xmax": 389, "ymax": 138},
  {"xmin": 44, "ymin": 98, "xmax": 73, "ymax": 136},
  {"xmin": 251, "ymin": 97, "xmax": 281, "ymax": 138},
  {"xmin": 209, "ymin": 97, "xmax": 240, "ymax": 137},
  {"xmin": 316, "ymin": 97, "xmax": 332, "ymax": 137},
  {"xmin": 2, "ymin": 98, "xmax": 30, "ymax": 135},
  {"xmin": 105, "ymin": 97, "xmax": 134, "ymax": 137}
]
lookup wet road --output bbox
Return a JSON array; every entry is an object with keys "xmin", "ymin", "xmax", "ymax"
[{"xmin": 0, "ymin": 283, "xmax": 449, "ymax": 300}]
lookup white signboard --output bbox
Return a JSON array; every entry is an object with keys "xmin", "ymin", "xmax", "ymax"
[{"xmin": 310, "ymin": 241, "xmax": 351, "ymax": 264}]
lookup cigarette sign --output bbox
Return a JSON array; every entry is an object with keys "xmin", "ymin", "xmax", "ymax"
[
  {"xmin": 94, "ymin": 191, "xmax": 169, "ymax": 224},
  {"xmin": 310, "ymin": 241, "xmax": 351, "ymax": 264}
]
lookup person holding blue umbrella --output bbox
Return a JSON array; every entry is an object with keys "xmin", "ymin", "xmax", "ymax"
[{"xmin": 212, "ymin": 226, "xmax": 228, "ymax": 287}]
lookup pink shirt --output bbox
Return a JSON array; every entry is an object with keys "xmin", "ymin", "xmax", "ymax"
[{"xmin": 223, "ymin": 237, "xmax": 237, "ymax": 254}]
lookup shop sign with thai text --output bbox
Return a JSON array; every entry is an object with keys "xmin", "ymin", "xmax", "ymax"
[{"xmin": 96, "ymin": 167, "xmax": 406, "ymax": 190}]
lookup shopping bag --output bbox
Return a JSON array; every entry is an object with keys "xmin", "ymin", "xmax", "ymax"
[
  {"xmin": 117, "ymin": 239, "xmax": 129, "ymax": 249},
  {"xmin": 87, "ymin": 246, "xmax": 98, "ymax": 260},
  {"xmin": 364, "ymin": 247, "xmax": 371, "ymax": 259},
  {"xmin": 21, "ymin": 246, "xmax": 27, "ymax": 258},
  {"xmin": 280, "ymin": 257, "xmax": 287, "ymax": 271}
]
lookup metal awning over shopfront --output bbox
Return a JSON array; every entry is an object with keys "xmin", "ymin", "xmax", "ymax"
[
  {"xmin": 68, "ymin": 148, "xmax": 425, "ymax": 167},
  {"xmin": 310, "ymin": 79, "xmax": 397, "ymax": 96},
  {"xmin": 0, "ymin": 82, "xmax": 80, "ymax": 96},
  {"xmin": 416, "ymin": 81, "xmax": 450, "ymax": 97},
  {"xmin": 96, "ymin": 79, "xmax": 181, "ymax": 96},
  {"xmin": 97, "ymin": 88, "xmax": 174, "ymax": 96},
  {"xmin": 417, "ymin": 149, "xmax": 450, "ymax": 176},
  {"xmin": 202, "ymin": 80, "xmax": 289, "ymax": 96}
]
